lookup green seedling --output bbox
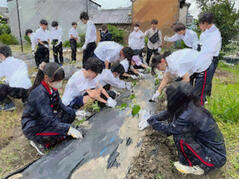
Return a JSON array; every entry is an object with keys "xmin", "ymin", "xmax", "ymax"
[
  {"xmin": 129, "ymin": 93, "xmax": 136, "ymax": 100},
  {"xmin": 131, "ymin": 80, "xmax": 137, "ymax": 87},
  {"xmin": 116, "ymin": 103, "xmax": 127, "ymax": 110},
  {"xmin": 155, "ymin": 78, "xmax": 160, "ymax": 86},
  {"xmin": 146, "ymin": 67, "xmax": 151, "ymax": 73},
  {"xmin": 92, "ymin": 101, "xmax": 100, "ymax": 113},
  {"xmin": 131, "ymin": 105, "xmax": 141, "ymax": 117}
]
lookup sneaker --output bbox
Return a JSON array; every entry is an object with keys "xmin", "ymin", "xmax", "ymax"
[
  {"xmin": 174, "ymin": 161, "xmax": 204, "ymax": 175},
  {"xmin": 0, "ymin": 101, "xmax": 16, "ymax": 111},
  {"xmin": 30, "ymin": 141, "xmax": 46, "ymax": 156}
]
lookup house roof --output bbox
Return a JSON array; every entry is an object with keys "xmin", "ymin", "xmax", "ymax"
[{"xmin": 92, "ymin": 8, "xmax": 132, "ymax": 25}]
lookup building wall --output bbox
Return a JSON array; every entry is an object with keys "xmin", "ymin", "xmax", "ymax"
[
  {"xmin": 132, "ymin": 0, "xmax": 179, "ymax": 42},
  {"xmin": 179, "ymin": 5, "xmax": 188, "ymax": 25}
]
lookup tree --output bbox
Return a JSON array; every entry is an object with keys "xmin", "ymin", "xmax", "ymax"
[{"xmin": 196, "ymin": 0, "xmax": 239, "ymax": 48}]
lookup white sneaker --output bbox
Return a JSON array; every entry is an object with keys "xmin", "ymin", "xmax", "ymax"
[{"xmin": 174, "ymin": 161, "xmax": 204, "ymax": 175}]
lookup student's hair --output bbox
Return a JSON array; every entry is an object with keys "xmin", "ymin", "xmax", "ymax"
[
  {"xmin": 166, "ymin": 81, "xmax": 202, "ymax": 118},
  {"xmin": 28, "ymin": 62, "xmax": 65, "ymax": 93},
  {"xmin": 0, "ymin": 45, "xmax": 12, "ymax": 57},
  {"xmin": 80, "ymin": 12, "xmax": 89, "ymax": 20},
  {"xmin": 72, "ymin": 22, "xmax": 77, "ymax": 26},
  {"xmin": 51, "ymin": 21, "xmax": 58, "ymax": 27},
  {"xmin": 172, "ymin": 22, "xmax": 186, "ymax": 32},
  {"xmin": 122, "ymin": 47, "xmax": 134, "ymax": 69},
  {"xmin": 84, "ymin": 57, "xmax": 103, "ymax": 74},
  {"xmin": 199, "ymin": 12, "xmax": 213, "ymax": 24},
  {"xmin": 151, "ymin": 19, "xmax": 158, "ymax": 25},
  {"xmin": 111, "ymin": 63, "xmax": 125, "ymax": 75},
  {"xmin": 102, "ymin": 24, "xmax": 108, "ymax": 31},
  {"xmin": 25, "ymin": 29, "xmax": 33, "ymax": 36},
  {"xmin": 151, "ymin": 51, "xmax": 171, "ymax": 75},
  {"xmin": 134, "ymin": 23, "xmax": 140, "ymax": 27},
  {"xmin": 40, "ymin": 19, "xmax": 48, "ymax": 25}
]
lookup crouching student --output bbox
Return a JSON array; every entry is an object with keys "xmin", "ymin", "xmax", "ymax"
[
  {"xmin": 22, "ymin": 62, "xmax": 83, "ymax": 155},
  {"xmin": 132, "ymin": 55, "xmax": 148, "ymax": 70},
  {"xmin": 139, "ymin": 81, "xmax": 226, "ymax": 175},
  {"xmin": 0, "ymin": 45, "xmax": 32, "ymax": 111},
  {"xmin": 96, "ymin": 63, "xmax": 132, "ymax": 90},
  {"xmin": 62, "ymin": 57, "xmax": 117, "ymax": 110}
]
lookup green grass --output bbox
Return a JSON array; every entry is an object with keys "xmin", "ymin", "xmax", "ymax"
[{"xmin": 205, "ymin": 62, "xmax": 239, "ymax": 178}]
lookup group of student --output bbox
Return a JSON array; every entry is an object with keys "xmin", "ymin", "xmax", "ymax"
[{"xmin": 0, "ymin": 11, "xmax": 226, "ymax": 176}]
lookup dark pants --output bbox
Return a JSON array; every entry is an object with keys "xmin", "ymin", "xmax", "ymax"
[
  {"xmin": 83, "ymin": 42, "xmax": 96, "ymax": 68},
  {"xmin": 35, "ymin": 42, "xmax": 49, "ymax": 67},
  {"xmin": 26, "ymin": 111, "xmax": 75, "ymax": 148},
  {"xmin": 174, "ymin": 135, "xmax": 226, "ymax": 173},
  {"xmin": 207, "ymin": 57, "xmax": 219, "ymax": 96},
  {"xmin": 52, "ymin": 40, "xmax": 63, "ymax": 64},
  {"xmin": 146, "ymin": 47, "xmax": 159, "ymax": 65},
  {"xmin": 0, "ymin": 84, "xmax": 28, "ymax": 104},
  {"xmin": 70, "ymin": 39, "xmax": 77, "ymax": 61}
]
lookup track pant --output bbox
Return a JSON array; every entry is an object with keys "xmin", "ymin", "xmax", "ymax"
[
  {"xmin": 0, "ymin": 84, "xmax": 28, "ymax": 103},
  {"xmin": 207, "ymin": 57, "xmax": 219, "ymax": 97},
  {"xmin": 52, "ymin": 39, "xmax": 63, "ymax": 64},
  {"xmin": 35, "ymin": 42, "xmax": 49, "ymax": 67},
  {"xmin": 83, "ymin": 42, "xmax": 96, "ymax": 68},
  {"xmin": 70, "ymin": 39, "xmax": 77, "ymax": 61},
  {"xmin": 146, "ymin": 47, "xmax": 159, "ymax": 65},
  {"xmin": 174, "ymin": 135, "xmax": 226, "ymax": 173}
]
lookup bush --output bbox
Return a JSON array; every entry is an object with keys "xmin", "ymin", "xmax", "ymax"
[
  {"xmin": 0, "ymin": 33, "xmax": 18, "ymax": 45},
  {"xmin": 0, "ymin": 24, "xmax": 11, "ymax": 35},
  {"xmin": 24, "ymin": 35, "xmax": 31, "ymax": 44},
  {"xmin": 63, "ymin": 40, "xmax": 81, "ymax": 48},
  {"xmin": 107, "ymin": 25, "xmax": 125, "ymax": 45},
  {"xmin": 79, "ymin": 33, "xmax": 85, "ymax": 47}
]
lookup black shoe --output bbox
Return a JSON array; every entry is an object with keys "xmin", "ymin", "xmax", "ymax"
[
  {"xmin": 0, "ymin": 101, "xmax": 16, "ymax": 111},
  {"xmin": 30, "ymin": 141, "xmax": 47, "ymax": 155}
]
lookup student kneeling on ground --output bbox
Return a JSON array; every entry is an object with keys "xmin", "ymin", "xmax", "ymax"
[
  {"xmin": 22, "ymin": 63, "xmax": 83, "ymax": 155},
  {"xmin": 139, "ymin": 81, "xmax": 226, "ymax": 175},
  {"xmin": 62, "ymin": 57, "xmax": 117, "ymax": 109},
  {"xmin": 0, "ymin": 45, "xmax": 32, "ymax": 111}
]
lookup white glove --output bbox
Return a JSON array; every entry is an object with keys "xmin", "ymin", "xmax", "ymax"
[
  {"xmin": 67, "ymin": 127, "xmax": 83, "ymax": 139},
  {"xmin": 76, "ymin": 110, "xmax": 91, "ymax": 119},
  {"xmin": 32, "ymin": 50, "xmax": 35, "ymax": 56},
  {"xmin": 138, "ymin": 69, "xmax": 145, "ymax": 73},
  {"xmin": 138, "ymin": 73, "xmax": 145, "ymax": 79},
  {"xmin": 44, "ymin": 44, "xmax": 49, "ymax": 49},
  {"xmin": 82, "ymin": 44, "xmax": 86, "ymax": 50},
  {"xmin": 158, "ymin": 47, "xmax": 162, "ymax": 53},
  {"xmin": 164, "ymin": 36, "xmax": 169, "ymax": 41},
  {"xmin": 139, "ymin": 118, "xmax": 150, "ymax": 130},
  {"xmin": 125, "ymin": 82, "xmax": 132, "ymax": 90},
  {"xmin": 131, "ymin": 75, "xmax": 138, "ymax": 79},
  {"xmin": 106, "ymin": 97, "xmax": 117, "ymax": 108},
  {"xmin": 151, "ymin": 90, "xmax": 160, "ymax": 101}
]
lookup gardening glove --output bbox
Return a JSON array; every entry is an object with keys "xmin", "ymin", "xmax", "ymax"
[
  {"xmin": 138, "ymin": 73, "xmax": 145, "ymax": 79},
  {"xmin": 139, "ymin": 118, "xmax": 150, "ymax": 130},
  {"xmin": 125, "ymin": 82, "xmax": 132, "ymax": 90},
  {"xmin": 131, "ymin": 75, "xmax": 138, "ymax": 80},
  {"xmin": 32, "ymin": 50, "xmax": 35, "ymax": 56},
  {"xmin": 151, "ymin": 90, "xmax": 160, "ymax": 102},
  {"xmin": 106, "ymin": 97, "xmax": 117, "ymax": 108},
  {"xmin": 76, "ymin": 110, "xmax": 92, "ymax": 120},
  {"xmin": 164, "ymin": 36, "xmax": 169, "ymax": 41},
  {"xmin": 67, "ymin": 126, "xmax": 83, "ymax": 139},
  {"xmin": 138, "ymin": 69, "xmax": 145, "ymax": 73}
]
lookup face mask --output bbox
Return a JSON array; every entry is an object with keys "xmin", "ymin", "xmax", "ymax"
[
  {"xmin": 134, "ymin": 27, "xmax": 139, "ymax": 31},
  {"xmin": 51, "ymin": 81, "xmax": 63, "ymax": 89}
]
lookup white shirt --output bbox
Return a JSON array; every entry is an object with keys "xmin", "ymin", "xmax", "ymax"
[
  {"xmin": 29, "ymin": 32, "xmax": 37, "ymax": 51},
  {"xmin": 95, "ymin": 69, "xmax": 126, "ymax": 89},
  {"xmin": 68, "ymin": 27, "xmax": 78, "ymax": 39},
  {"xmin": 35, "ymin": 27, "xmax": 50, "ymax": 42},
  {"xmin": 62, "ymin": 70, "xmax": 97, "ymax": 105},
  {"xmin": 83, "ymin": 20, "xmax": 97, "ymax": 47},
  {"xmin": 94, "ymin": 41, "xmax": 123, "ymax": 63},
  {"xmin": 0, "ymin": 57, "xmax": 32, "ymax": 89},
  {"xmin": 165, "ymin": 29, "xmax": 198, "ymax": 48},
  {"xmin": 128, "ymin": 30, "xmax": 145, "ymax": 50},
  {"xmin": 120, "ymin": 59, "xmax": 130, "ymax": 72},
  {"xmin": 50, "ymin": 27, "xmax": 63, "ymax": 42}
]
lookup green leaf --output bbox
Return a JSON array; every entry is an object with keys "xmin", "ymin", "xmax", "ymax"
[
  {"xmin": 129, "ymin": 94, "xmax": 136, "ymax": 100},
  {"xmin": 131, "ymin": 105, "xmax": 141, "ymax": 117}
]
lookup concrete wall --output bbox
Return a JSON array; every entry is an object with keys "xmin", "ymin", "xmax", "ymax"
[
  {"xmin": 7, "ymin": 0, "xmax": 99, "ymax": 41},
  {"xmin": 132, "ymin": 0, "xmax": 179, "ymax": 39}
]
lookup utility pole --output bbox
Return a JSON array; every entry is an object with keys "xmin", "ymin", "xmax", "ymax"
[{"xmin": 16, "ymin": 0, "xmax": 23, "ymax": 52}]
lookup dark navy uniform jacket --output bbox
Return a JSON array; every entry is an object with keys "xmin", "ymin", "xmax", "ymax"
[
  {"xmin": 21, "ymin": 81, "xmax": 75, "ymax": 137},
  {"xmin": 100, "ymin": 31, "xmax": 112, "ymax": 42}
]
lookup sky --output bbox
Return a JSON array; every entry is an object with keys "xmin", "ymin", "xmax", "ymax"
[{"xmin": 0, "ymin": 0, "xmax": 238, "ymax": 18}]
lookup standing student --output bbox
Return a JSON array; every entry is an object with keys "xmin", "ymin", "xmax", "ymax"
[
  {"xmin": 35, "ymin": 19, "xmax": 51, "ymax": 67},
  {"xmin": 94, "ymin": 41, "xmax": 124, "ymax": 69},
  {"xmin": 51, "ymin": 21, "xmax": 63, "ymax": 64},
  {"xmin": 145, "ymin": 19, "xmax": 163, "ymax": 65},
  {"xmin": 194, "ymin": 13, "xmax": 222, "ymax": 102},
  {"xmin": 100, "ymin": 24, "xmax": 112, "ymax": 42},
  {"xmin": 25, "ymin": 29, "xmax": 37, "ymax": 56},
  {"xmin": 22, "ymin": 63, "xmax": 82, "ymax": 155},
  {"xmin": 164, "ymin": 22, "xmax": 198, "ymax": 49},
  {"xmin": 0, "ymin": 45, "xmax": 32, "ymax": 111},
  {"xmin": 128, "ymin": 23, "xmax": 145, "ymax": 57},
  {"xmin": 62, "ymin": 57, "xmax": 117, "ymax": 109},
  {"xmin": 80, "ymin": 12, "xmax": 97, "ymax": 68},
  {"xmin": 139, "ymin": 82, "xmax": 226, "ymax": 175},
  {"xmin": 69, "ymin": 22, "xmax": 78, "ymax": 62}
]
